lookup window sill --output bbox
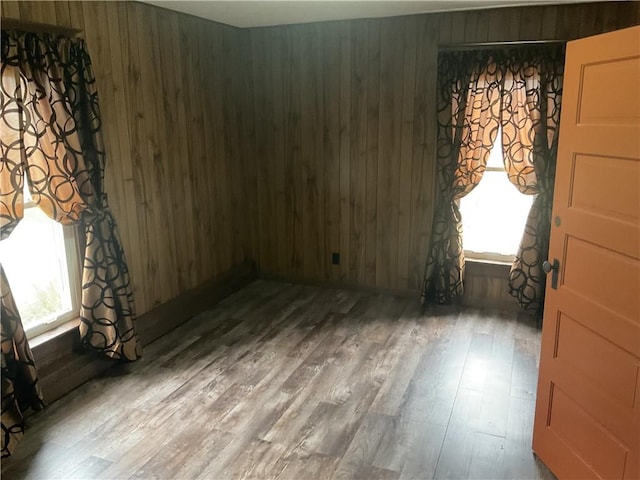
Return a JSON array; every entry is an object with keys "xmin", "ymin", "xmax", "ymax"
[
  {"xmin": 28, "ymin": 317, "xmax": 80, "ymax": 350},
  {"xmin": 26, "ymin": 315, "xmax": 113, "ymax": 409},
  {"xmin": 465, "ymin": 250, "xmax": 515, "ymax": 266},
  {"xmin": 465, "ymin": 257, "xmax": 512, "ymax": 279},
  {"xmin": 465, "ymin": 256, "xmax": 513, "ymax": 267}
]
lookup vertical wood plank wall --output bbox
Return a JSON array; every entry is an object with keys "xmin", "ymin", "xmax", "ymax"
[
  {"xmin": 2, "ymin": 1, "xmax": 639, "ymax": 312},
  {"xmin": 249, "ymin": 2, "xmax": 640, "ymax": 296},
  {"xmin": 0, "ymin": 1, "xmax": 258, "ymax": 316}
]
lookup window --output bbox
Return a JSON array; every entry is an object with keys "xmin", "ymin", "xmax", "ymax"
[
  {"xmin": 459, "ymin": 130, "xmax": 534, "ymax": 262},
  {"xmin": 0, "ymin": 181, "xmax": 81, "ymax": 338}
]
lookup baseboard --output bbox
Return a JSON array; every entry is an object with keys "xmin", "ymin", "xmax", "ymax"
[
  {"xmin": 31, "ymin": 259, "xmax": 258, "ymax": 405},
  {"xmin": 135, "ymin": 259, "xmax": 257, "ymax": 345},
  {"xmin": 258, "ymin": 272, "xmax": 420, "ymax": 299},
  {"xmin": 259, "ymin": 265, "xmax": 522, "ymax": 313}
]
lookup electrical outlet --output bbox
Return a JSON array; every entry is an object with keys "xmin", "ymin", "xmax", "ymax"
[{"xmin": 332, "ymin": 252, "xmax": 340, "ymax": 265}]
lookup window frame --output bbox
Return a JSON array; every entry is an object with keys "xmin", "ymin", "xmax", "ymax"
[
  {"xmin": 460, "ymin": 160, "xmax": 527, "ymax": 264},
  {"xmin": 18, "ymin": 200, "xmax": 83, "ymax": 339}
]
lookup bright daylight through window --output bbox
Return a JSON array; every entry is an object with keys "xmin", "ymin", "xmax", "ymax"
[
  {"xmin": 459, "ymin": 130, "xmax": 533, "ymax": 262},
  {"xmin": 0, "ymin": 181, "xmax": 80, "ymax": 338}
]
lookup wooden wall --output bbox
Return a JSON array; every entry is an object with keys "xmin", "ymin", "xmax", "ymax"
[
  {"xmin": 0, "ymin": 1, "xmax": 257, "ymax": 315},
  {"xmin": 248, "ymin": 1, "xmax": 640, "ymax": 295},
  {"xmin": 2, "ymin": 1, "xmax": 639, "ymax": 313}
]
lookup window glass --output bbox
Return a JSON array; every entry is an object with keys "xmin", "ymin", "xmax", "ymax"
[
  {"xmin": 459, "ymin": 133, "xmax": 534, "ymax": 259},
  {"xmin": 0, "ymin": 183, "xmax": 79, "ymax": 336}
]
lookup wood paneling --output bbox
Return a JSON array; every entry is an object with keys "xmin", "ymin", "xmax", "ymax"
[
  {"xmin": 463, "ymin": 262, "xmax": 520, "ymax": 312},
  {"xmin": 2, "ymin": 1, "xmax": 639, "ymax": 310},
  {"xmin": 249, "ymin": 2, "xmax": 640, "ymax": 295},
  {"xmin": 0, "ymin": 1, "xmax": 257, "ymax": 315}
]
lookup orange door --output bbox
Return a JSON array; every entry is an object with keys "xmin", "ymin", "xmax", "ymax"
[{"xmin": 532, "ymin": 26, "xmax": 640, "ymax": 479}]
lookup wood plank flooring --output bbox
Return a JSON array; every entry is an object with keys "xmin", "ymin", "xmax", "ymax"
[{"xmin": 1, "ymin": 281, "xmax": 556, "ymax": 479}]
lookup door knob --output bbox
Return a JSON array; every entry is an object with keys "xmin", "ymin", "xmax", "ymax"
[{"xmin": 543, "ymin": 259, "xmax": 560, "ymax": 289}]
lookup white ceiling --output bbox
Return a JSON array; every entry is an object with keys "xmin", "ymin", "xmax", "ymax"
[{"xmin": 140, "ymin": 0, "xmax": 600, "ymax": 28}]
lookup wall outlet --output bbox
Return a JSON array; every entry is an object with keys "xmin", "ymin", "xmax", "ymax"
[{"xmin": 332, "ymin": 252, "xmax": 340, "ymax": 265}]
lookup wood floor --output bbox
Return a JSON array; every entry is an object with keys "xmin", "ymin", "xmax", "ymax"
[{"xmin": 2, "ymin": 280, "xmax": 556, "ymax": 480}]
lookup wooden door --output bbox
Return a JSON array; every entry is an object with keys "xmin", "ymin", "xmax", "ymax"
[{"xmin": 532, "ymin": 26, "xmax": 640, "ymax": 479}]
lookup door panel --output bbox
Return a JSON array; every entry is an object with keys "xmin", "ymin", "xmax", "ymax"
[
  {"xmin": 555, "ymin": 312, "xmax": 639, "ymax": 409},
  {"xmin": 577, "ymin": 56, "xmax": 640, "ymax": 125},
  {"xmin": 563, "ymin": 236, "xmax": 639, "ymax": 322},
  {"xmin": 557, "ymin": 289, "xmax": 638, "ymax": 357},
  {"xmin": 533, "ymin": 26, "xmax": 640, "ymax": 480},
  {"xmin": 548, "ymin": 384, "xmax": 628, "ymax": 480},
  {"xmin": 570, "ymin": 155, "xmax": 639, "ymax": 223}
]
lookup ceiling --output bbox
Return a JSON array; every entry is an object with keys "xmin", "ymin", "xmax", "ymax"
[{"xmin": 139, "ymin": 0, "xmax": 599, "ymax": 28}]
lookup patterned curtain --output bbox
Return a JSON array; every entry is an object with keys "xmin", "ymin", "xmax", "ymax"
[
  {"xmin": 421, "ymin": 52, "xmax": 502, "ymax": 303},
  {"xmin": 502, "ymin": 49, "xmax": 564, "ymax": 313},
  {"xmin": 1, "ymin": 30, "xmax": 141, "ymax": 455},
  {"xmin": 1, "ymin": 30, "xmax": 141, "ymax": 360},
  {"xmin": 1, "ymin": 266, "xmax": 45, "ymax": 458},
  {"xmin": 422, "ymin": 47, "xmax": 563, "ymax": 308}
]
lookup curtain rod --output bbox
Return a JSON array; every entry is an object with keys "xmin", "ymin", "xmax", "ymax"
[
  {"xmin": 1, "ymin": 18, "xmax": 82, "ymax": 37},
  {"xmin": 440, "ymin": 40, "xmax": 566, "ymax": 52}
]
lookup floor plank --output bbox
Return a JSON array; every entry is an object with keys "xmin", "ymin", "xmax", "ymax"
[{"xmin": 2, "ymin": 280, "xmax": 556, "ymax": 480}]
